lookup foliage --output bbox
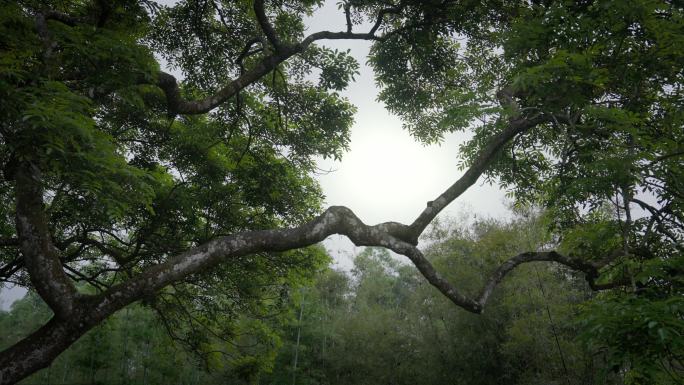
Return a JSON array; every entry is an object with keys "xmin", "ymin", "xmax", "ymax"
[
  {"xmin": 1, "ymin": 0, "xmax": 345, "ymax": 372},
  {"xmin": 0, "ymin": 293, "xmax": 251, "ymax": 384},
  {"xmin": 368, "ymin": 1, "xmax": 684, "ymax": 381},
  {"xmin": 0, "ymin": 0, "xmax": 682, "ymax": 382},
  {"xmin": 0, "ymin": 286, "xmax": 317, "ymax": 385},
  {"xmin": 578, "ymin": 253, "xmax": 684, "ymax": 384},
  {"xmin": 262, "ymin": 214, "xmax": 623, "ymax": 385}
]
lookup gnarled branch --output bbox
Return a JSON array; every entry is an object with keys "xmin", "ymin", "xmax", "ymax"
[{"xmin": 478, "ymin": 251, "xmax": 599, "ymax": 307}]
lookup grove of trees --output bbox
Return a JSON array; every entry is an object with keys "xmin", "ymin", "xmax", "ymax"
[{"xmin": 0, "ymin": 0, "xmax": 682, "ymax": 383}]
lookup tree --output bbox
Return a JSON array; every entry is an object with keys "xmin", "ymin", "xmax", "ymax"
[
  {"xmin": 262, "ymin": 213, "xmax": 622, "ymax": 385},
  {"xmin": 1, "ymin": 292, "xmax": 274, "ymax": 384},
  {"xmin": 1, "ymin": 0, "xmax": 682, "ymax": 383}
]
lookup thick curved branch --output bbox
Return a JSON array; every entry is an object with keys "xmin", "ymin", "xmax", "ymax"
[
  {"xmin": 14, "ymin": 163, "xmax": 78, "ymax": 318},
  {"xmin": 92, "ymin": 206, "xmax": 480, "ymax": 316},
  {"xmin": 36, "ymin": 5, "xmax": 390, "ymax": 116},
  {"xmin": 477, "ymin": 249, "xmax": 635, "ymax": 309},
  {"xmin": 402, "ymin": 247, "xmax": 482, "ymax": 312},
  {"xmin": 94, "ymin": 207, "xmax": 624, "ymax": 318},
  {"xmin": 0, "ymin": 316, "xmax": 87, "ymax": 385}
]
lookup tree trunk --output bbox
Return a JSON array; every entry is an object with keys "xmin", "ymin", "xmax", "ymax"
[
  {"xmin": 291, "ymin": 292, "xmax": 305, "ymax": 385},
  {"xmin": 0, "ymin": 316, "xmax": 91, "ymax": 385}
]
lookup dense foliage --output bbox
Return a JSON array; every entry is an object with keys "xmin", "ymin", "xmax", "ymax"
[
  {"xmin": 265, "ymin": 215, "xmax": 606, "ymax": 385},
  {"xmin": 0, "ymin": 213, "xmax": 652, "ymax": 385},
  {"xmin": 0, "ymin": 0, "xmax": 682, "ymax": 383},
  {"xmin": 1, "ymin": 0, "xmax": 342, "ymax": 375},
  {"xmin": 2, "ymin": 296, "xmax": 220, "ymax": 385}
]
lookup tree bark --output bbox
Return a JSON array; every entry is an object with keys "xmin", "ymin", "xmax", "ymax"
[
  {"xmin": 0, "ymin": 315, "xmax": 91, "ymax": 384},
  {"xmin": 14, "ymin": 163, "xmax": 79, "ymax": 319}
]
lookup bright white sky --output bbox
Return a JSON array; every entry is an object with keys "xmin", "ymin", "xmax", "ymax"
[
  {"xmin": 305, "ymin": 3, "xmax": 509, "ymax": 268},
  {"xmin": 0, "ymin": 1, "xmax": 511, "ymax": 309}
]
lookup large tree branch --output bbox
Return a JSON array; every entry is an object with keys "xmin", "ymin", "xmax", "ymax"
[
  {"xmin": 94, "ymin": 206, "xmax": 618, "ymax": 319},
  {"xmin": 14, "ymin": 163, "xmax": 79, "ymax": 319},
  {"xmin": 92, "ymin": 206, "xmax": 481, "ymax": 315},
  {"xmin": 35, "ymin": 5, "xmax": 392, "ymax": 116},
  {"xmin": 157, "ymin": 23, "xmax": 385, "ymax": 114},
  {"xmin": 0, "ymin": 204, "xmax": 477, "ymax": 384},
  {"xmin": 157, "ymin": 47, "xmax": 294, "ymax": 115},
  {"xmin": 254, "ymin": 0, "xmax": 283, "ymax": 52},
  {"xmin": 0, "ymin": 316, "xmax": 87, "ymax": 385},
  {"xmin": 407, "ymin": 115, "xmax": 547, "ymax": 242},
  {"xmin": 406, "ymin": 86, "xmax": 548, "ymax": 241},
  {"xmin": 157, "ymin": 17, "xmax": 387, "ymax": 115}
]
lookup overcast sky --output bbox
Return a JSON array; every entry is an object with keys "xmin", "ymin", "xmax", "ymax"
[
  {"xmin": 0, "ymin": 1, "xmax": 511, "ymax": 309},
  {"xmin": 304, "ymin": 3, "xmax": 509, "ymax": 268}
]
